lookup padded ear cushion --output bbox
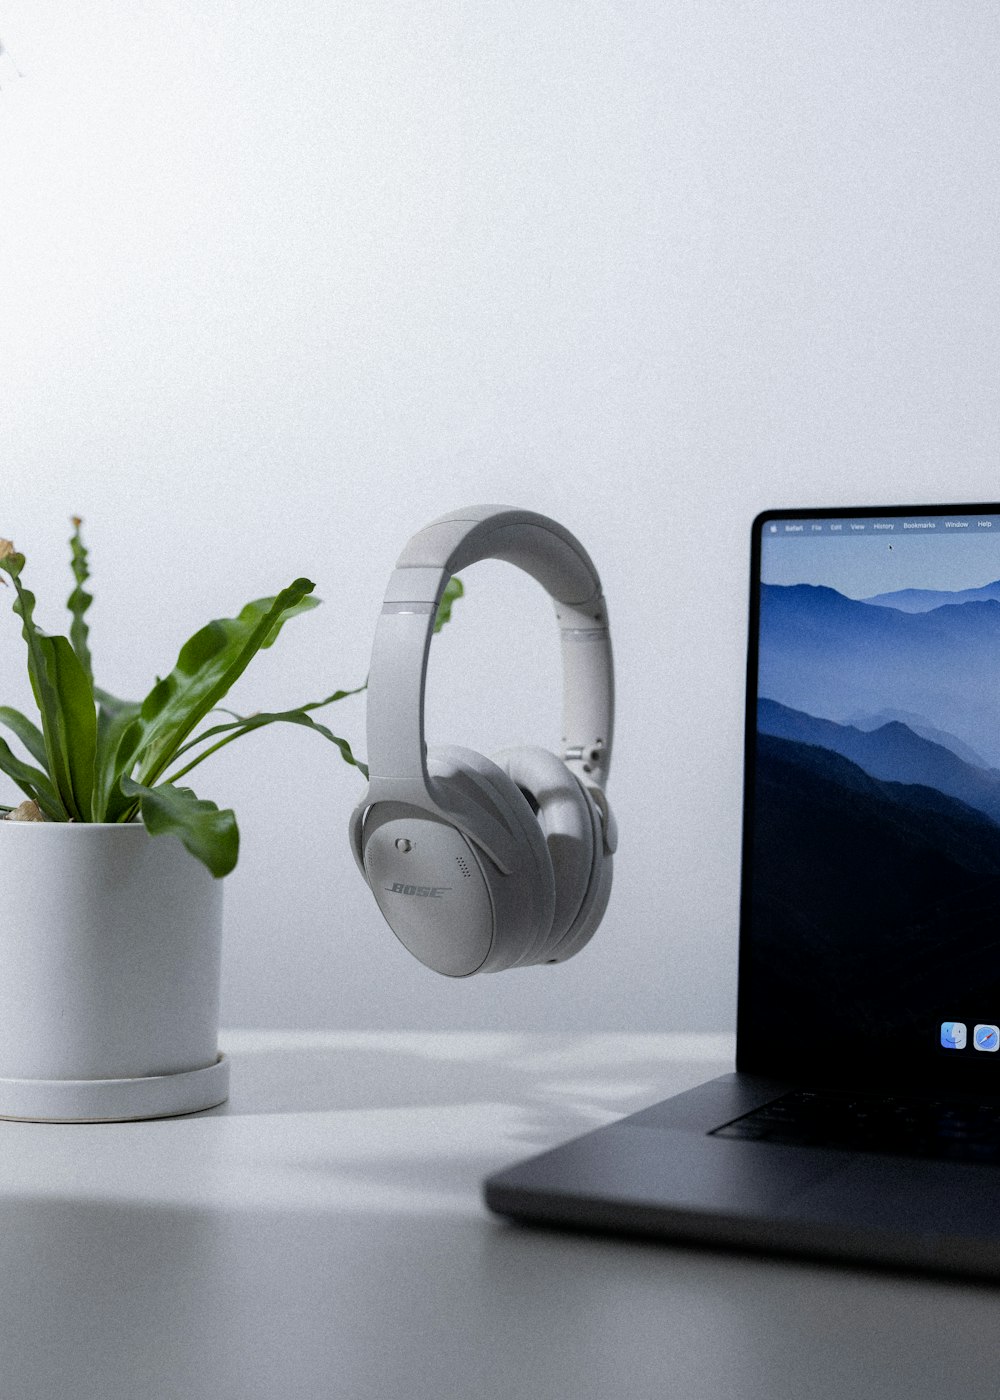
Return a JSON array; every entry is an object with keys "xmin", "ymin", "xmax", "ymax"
[
  {"xmin": 491, "ymin": 745, "xmax": 596, "ymax": 958},
  {"xmin": 548, "ymin": 809, "xmax": 612, "ymax": 963},
  {"xmin": 425, "ymin": 745, "xmax": 556, "ymax": 970}
]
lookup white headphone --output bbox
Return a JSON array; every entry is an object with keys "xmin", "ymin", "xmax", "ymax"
[{"xmin": 348, "ymin": 505, "xmax": 617, "ymax": 977}]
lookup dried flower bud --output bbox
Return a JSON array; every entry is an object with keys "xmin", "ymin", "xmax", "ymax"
[
  {"xmin": 0, "ymin": 539, "xmax": 15, "ymax": 561},
  {"xmin": 71, "ymin": 516, "xmax": 82, "ymax": 529}
]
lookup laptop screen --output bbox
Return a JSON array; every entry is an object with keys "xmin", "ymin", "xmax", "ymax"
[{"xmin": 740, "ymin": 505, "xmax": 1000, "ymax": 1091}]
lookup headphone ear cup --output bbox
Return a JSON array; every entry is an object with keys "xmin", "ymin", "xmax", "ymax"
[
  {"xmin": 425, "ymin": 745, "xmax": 557, "ymax": 970},
  {"xmin": 549, "ymin": 800, "xmax": 612, "ymax": 963},
  {"xmin": 491, "ymin": 745, "xmax": 600, "ymax": 962}
]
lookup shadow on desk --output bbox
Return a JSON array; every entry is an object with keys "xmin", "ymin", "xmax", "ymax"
[
  {"xmin": 0, "ymin": 1033, "xmax": 732, "ymax": 1226},
  {"xmin": 192, "ymin": 1031, "xmax": 730, "ymax": 1217},
  {"xmin": 219, "ymin": 1029, "xmax": 731, "ymax": 1117}
]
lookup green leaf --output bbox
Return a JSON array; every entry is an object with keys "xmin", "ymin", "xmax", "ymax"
[
  {"xmin": 0, "ymin": 551, "xmax": 97, "ymax": 821},
  {"xmin": 433, "ymin": 575, "xmax": 464, "ymax": 634},
  {"xmin": 131, "ymin": 578, "xmax": 319, "ymax": 789},
  {"xmin": 163, "ymin": 698, "xmax": 369, "ymax": 785},
  {"xmin": 44, "ymin": 636, "xmax": 98, "ymax": 820},
  {"xmin": 259, "ymin": 594, "xmax": 320, "ymax": 647},
  {"xmin": 0, "ymin": 736, "xmax": 65, "ymax": 820},
  {"xmin": 94, "ymin": 685, "xmax": 140, "ymax": 717},
  {"xmin": 170, "ymin": 680, "xmax": 365, "ymax": 758},
  {"xmin": 0, "ymin": 706, "xmax": 48, "ymax": 768},
  {"xmin": 93, "ymin": 706, "xmax": 144, "ymax": 822},
  {"xmin": 67, "ymin": 516, "xmax": 94, "ymax": 684},
  {"xmin": 121, "ymin": 777, "xmax": 239, "ymax": 879}
]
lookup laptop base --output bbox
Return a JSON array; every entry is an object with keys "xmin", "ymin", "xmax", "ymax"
[{"xmin": 484, "ymin": 1074, "xmax": 1000, "ymax": 1281}]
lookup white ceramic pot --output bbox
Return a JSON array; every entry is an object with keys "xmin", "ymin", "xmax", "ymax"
[{"xmin": 0, "ymin": 821, "xmax": 229, "ymax": 1121}]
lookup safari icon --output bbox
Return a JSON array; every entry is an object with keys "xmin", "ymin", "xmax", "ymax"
[{"xmin": 974, "ymin": 1024, "xmax": 1000, "ymax": 1053}]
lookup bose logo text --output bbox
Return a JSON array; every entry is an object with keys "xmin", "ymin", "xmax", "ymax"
[{"xmin": 384, "ymin": 883, "xmax": 450, "ymax": 897}]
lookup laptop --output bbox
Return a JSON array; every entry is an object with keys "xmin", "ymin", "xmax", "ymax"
[{"xmin": 483, "ymin": 503, "xmax": 1000, "ymax": 1280}]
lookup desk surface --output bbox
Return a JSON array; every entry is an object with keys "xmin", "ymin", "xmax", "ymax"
[{"xmin": 3, "ymin": 1030, "xmax": 998, "ymax": 1400}]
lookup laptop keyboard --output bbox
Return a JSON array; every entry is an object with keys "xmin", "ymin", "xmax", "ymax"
[{"xmin": 709, "ymin": 1088, "xmax": 1000, "ymax": 1165}]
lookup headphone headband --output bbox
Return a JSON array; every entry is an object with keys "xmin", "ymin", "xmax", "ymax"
[
  {"xmin": 364, "ymin": 506, "xmax": 614, "ymax": 813},
  {"xmin": 391, "ymin": 505, "xmax": 603, "ymax": 602}
]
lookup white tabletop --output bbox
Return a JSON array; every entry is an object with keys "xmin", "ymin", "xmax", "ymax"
[{"xmin": 2, "ymin": 1030, "xmax": 998, "ymax": 1400}]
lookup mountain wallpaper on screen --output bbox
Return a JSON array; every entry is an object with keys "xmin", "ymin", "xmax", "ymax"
[
  {"xmin": 757, "ymin": 698, "xmax": 1000, "ymax": 825},
  {"xmin": 864, "ymin": 578, "xmax": 1000, "ymax": 613},
  {"xmin": 749, "ymin": 567, "xmax": 1000, "ymax": 1078},
  {"xmin": 758, "ymin": 583, "xmax": 1000, "ymax": 768}
]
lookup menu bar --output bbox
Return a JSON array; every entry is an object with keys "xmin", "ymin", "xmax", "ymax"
[{"xmin": 766, "ymin": 516, "xmax": 1000, "ymax": 537}]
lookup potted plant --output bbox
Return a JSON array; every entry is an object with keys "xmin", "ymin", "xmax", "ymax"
[{"xmin": 0, "ymin": 516, "xmax": 461, "ymax": 1122}]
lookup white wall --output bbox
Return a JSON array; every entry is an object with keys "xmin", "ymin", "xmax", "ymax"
[{"xmin": 2, "ymin": 1, "xmax": 1000, "ymax": 1032}]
